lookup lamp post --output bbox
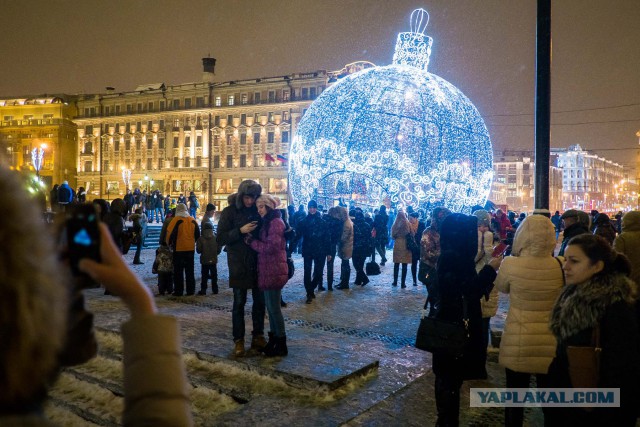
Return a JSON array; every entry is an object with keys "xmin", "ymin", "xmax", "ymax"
[
  {"xmin": 31, "ymin": 144, "xmax": 45, "ymax": 182},
  {"xmin": 121, "ymin": 167, "xmax": 131, "ymax": 190}
]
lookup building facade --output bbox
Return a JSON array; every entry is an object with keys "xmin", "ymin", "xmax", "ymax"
[
  {"xmin": 490, "ymin": 151, "xmax": 564, "ymax": 213},
  {"xmin": 554, "ymin": 144, "xmax": 624, "ymax": 212},
  {"xmin": 74, "ymin": 60, "xmax": 332, "ymax": 210},
  {"xmin": 0, "ymin": 96, "xmax": 78, "ymax": 189}
]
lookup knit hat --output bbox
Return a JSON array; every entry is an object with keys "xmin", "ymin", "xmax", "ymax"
[
  {"xmin": 472, "ymin": 209, "xmax": 491, "ymax": 227},
  {"xmin": 308, "ymin": 200, "xmax": 318, "ymax": 209},
  {"xmin": 256, "ymin": 194, "xmax": 280, "ymax": 210},
  {"xmin": 175, "ymin": 203, "xmax": 189, "ymax": 217}
]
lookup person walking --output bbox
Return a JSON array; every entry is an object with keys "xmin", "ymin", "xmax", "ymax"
[
  {"xmin": 495, "ymin": 215, "xmax": 564, "ymax": 426},
  {"xmin": 129, "ymin": 208, "xmax": 148, "ymax": 265},
  {"xmin": 165, "ymin": 203, "xmax": 200, "ymax": 296},
  {"xmin": 551, "ymin": 210, "xmax": 562, "ymax": 240},
  {"xmin": 429, "ymin": 213, "xmax": 501, "ymax": 426},
  {"xmin": 216, "ymin": 180, "xmax": 266, "ymax": 356},
  {"xmin": 391, "ymin": 211, "xmax": 412, "ymax": 288},
  {"xmin": 547, "ymin": 234, "xmax": 640, "ymax": 426},
  {"xmin": 246, "ymin": 194, "xmax": 289, "ymax": 357},
  {"xmin": 351, "ymin": 209, "xmax": 373, "ymax": 287},
  {"xmin": 291, "ymin": 200, "xmax": 330, "ymax": 303},
  {"xmin": 151, "ymin": 190, "xmax": 164, "ymax": 223},
  {"xmin": 334, "ymin": 206, "xmax": 354, "ymax": 290},
  {"xmin": 372, "ymin": 205, "xmax": 389, "ymax": 265},
  {"xmin": 188, "ymin": 191, "xmax": 199, "ymax": 219},
  {"xmin": 196, "ymin": 222, "xmax": 219, "ymax": 295}
]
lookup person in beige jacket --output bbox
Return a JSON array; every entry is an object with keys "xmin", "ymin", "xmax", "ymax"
[{"xmin": 495, "ymin": 214, "xmax": 564, "ymax": 427}]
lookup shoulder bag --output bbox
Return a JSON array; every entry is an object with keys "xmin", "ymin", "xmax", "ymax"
[
  {"xmin": 566, "ymin": 325, "xmax": 601, "ymax": 390},
  {"xmin": 415, "ymin": 297, "xmax": 468, "ymax": 357}
]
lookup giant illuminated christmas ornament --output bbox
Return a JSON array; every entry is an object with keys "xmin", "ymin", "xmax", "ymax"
[{"xmin": 289, "ymin": 9, "xmax": 493, "ymax": 213}]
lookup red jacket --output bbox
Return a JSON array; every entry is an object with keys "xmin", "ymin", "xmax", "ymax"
[{"xmin": 249, "ymin": 210, "xmax": 288, "ymax": 291}]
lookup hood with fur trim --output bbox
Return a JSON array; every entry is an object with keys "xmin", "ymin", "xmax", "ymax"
[
  {"xmin": 235, "ymin": 180, "xmax": 262, "ymax": 210},
  {"xmin": 549, "ymin": 272, "xmax": 637, "ymax": 341}
]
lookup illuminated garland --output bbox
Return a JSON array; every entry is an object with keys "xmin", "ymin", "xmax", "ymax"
[{"xmin": 289, "ymin": 8, "xmax": 493, "ymax": 213}]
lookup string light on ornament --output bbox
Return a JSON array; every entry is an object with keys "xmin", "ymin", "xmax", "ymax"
[{"xmin": 289, "ymin": 8, "xmax": 493, "ymax": 213}]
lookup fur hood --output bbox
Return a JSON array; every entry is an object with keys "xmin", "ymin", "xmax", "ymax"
[
  {"xmin": 235, "ymin": 180, "xmax": 262, "ymax": 210},
  {"xmin": 511, "ymin": 215, "xmax": 556, "ymax": 257},
  {"xmin": 549, "ymin": 272, "xmax": 637, "ymax": 340}
]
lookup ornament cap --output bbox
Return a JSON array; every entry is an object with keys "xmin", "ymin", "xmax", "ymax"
[{"xmin": 392, "ymin": 8, "xmax": 433, "ymax": 71}]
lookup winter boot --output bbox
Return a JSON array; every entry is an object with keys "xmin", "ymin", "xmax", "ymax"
[
  {"xmin": 264, "ymin": 336, "xmax": 288, "ymax": 357},
  {"xmin": 250, "ymin": 335, "xmax": 267, "ymax": 352},
  {"xmin": 233, "ymin": 339, "xmax": 245, "ymax": 357},
  {"xmin": 261, "ymin": 332, "xmax": 276, "ymax": 354}
]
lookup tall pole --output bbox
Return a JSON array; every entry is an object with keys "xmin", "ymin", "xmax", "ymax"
[{"xmin": 534, "ymin": 0, "xmax": 551, "ymax": 214}]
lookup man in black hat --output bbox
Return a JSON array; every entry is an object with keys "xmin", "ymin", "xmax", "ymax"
[
  {"xmin": 291, "ymin": 200, "xmax": 331, "ymax": 303},
  {"xmin": 558, "ymin": 209, "xmax": 590, "ymax": 256},
  {"xmin": 216, "ymin": 180, "xmax": 266, "ymax": 356}
]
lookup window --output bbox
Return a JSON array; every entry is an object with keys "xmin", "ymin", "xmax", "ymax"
[
  {"xmin": 214, "ymin": 115, "xmax": 220, "ymax": 126},
  {"xmin": 253, "ymin": 154, "xmax": 260, "ymax": 166},
  {"xmin": 283, "ymin": 111, "xmax": 290, "ymax": 121},
  {"xmin": 147, "ymin": 138, "xmax": 153, "ymax": 149},
  {"xmin": 253, "ymin": 133, "xmax": 260, "ymax": 144},
  {"xmin": 114, "ymin": 140, "xmax": 120, "ymax": 151},
  {"xmin": 241, "ymin": 114, "xmax": 246, "ymax": 125},
  {"xmin": 213, "ymin": 155, "xmax": 220, "ymax": 168},
  {"xmin": 185, "ymin": 136, "xmax": 191, "ymax": 147},
  {"xmin": 282, "ymin": 131, "xmax": 289, "ymax": 143},
  {"xmin": 268, "ymin": 91, "xmax": 275, "ymax": 103},
  {"xmin": 228, "ymin": 95, "xmax": 235, "ymax": 106},
  {"xmin": 268, "ymin": 112, "xmax": 274, "ymax": 122},
  {"xmin": 254, "ymin": 92, "xmax": 261, "ymax": 103},
  {"xmin": 103, "ymin": 160, "xmax": 109, "ymax": 171},
  {"xmin": 159, "ymin": 119, "xmax": 165, "ymax": 129},
  {"xmin": 241, "ymin": 94, "xmax": 248, "ymax": 105},
  {"xmin": 136, "ymin": 139, "xmax": 141, "ymax": 150},
  {"xmin": 196, "ymin": 135, "xmax": 202, "ymax": 147},
  {"xmin": 136, "ymin": 121, "xmax": 141, "ymax": 131},
  {"xmin": 157, "ymin": 159, "xmax": 163, "ymax": 170},
  {"xmin": 173, "ymin": 136, "xmax": 179, "ymax": 147},
  {"xmin": 104, "ymin": 106, "xmax": 110, "ymax": 116},
  {"xmin": 147, "ymin": 158, "xmax": 153, "ymax": 170},
  {"xmin": 310, "ymin": 87, "xmax": 317, "ymax": 99},
  {"xmin": 159, "ymin": 137, "xmax": 165, "ymax": 149},
  {"xmin": 3, "ymin": 115, "xmax": 12, "ymax": 121},
  {"xmin": 125, "ymin": 140, "xmax": 131, "ymax": 150},
  {"xmin": 125, "ymin": 123, "xmax": 131, "ymax": 133},
  {"xmin": 196, "ymin": 156, "xmax": 202, "ymax": 167},
  {"xmin": 173, "ymin": 157, "xmax": 179, "ymax": 167},
  {"xmin": 302, "ymin": 88, "xmax": 309, "ymax": 99},
  {"xmin": 227, "ymin": 114, "xmax": 233, "ymax": 125},
  {"xmin": 148, "ymin": 101, "xmax": 154, "ymax": 112},
  {"xmin": 184, "ymin": 157, "xmax": 190, "ymax": 167},
  {"xmin": 226, "ymin": 154, "xmax": 233, "ymax": 167},
  {"xmin": 267, "ymin": 132, "xmax": 274, "ymax": 143},
  {"xmin": 213, "ymin": 135, "xmax": 219, "ymax": 146},
  {"xmin": 226, "ymin": 134, "xmax": 232, "ymax": 145},
  {"xmin": 137, "ymin": 103, "xmax": 143, "ymax": 113},
  {"xmin": 85, "ymin": 125, "xmax": 93, "ymax": 134},
  {"xmin": 254, "ymin": 113, "xmax": 260, "ymax": 123},
  {"xmin": 240, "ymin": 154, "xmax": 246, "ymax": 167},
  {"xmin": 136, "ymin": 159, "xmax": 141, "ymax": 170},
  {"xmin": 84, "ymin": 161, "xmax": 92, "ymax": 172},
  {"xmin": 215, "ymin": 96, "xmax": 221, "ymax": 107},
  {"xmin": 282, "ymin": 90, "xmax": 290, "ymax": 102},
  {"xmin": 83, "ymin": 141, "xmax": 93, "ymax": 154},
  {"xmin": 184, "ymin": 98, "xmax": 192, "ymax": 109},
  {"xmin": 196, "ymin": 97, "xmax": 205, "ymax": 108},
  {"xmin": 173, "ymin": 99, "xmax": 180, "ymax": 109},
  {"xmin": 147, "ymin": 120, "xmax": 153, "ymax": 130},
  {"xmin": 159, "ymin": 101, "xmax": 165, "ymax": 111},
  {"xmin": 115, "ymin": 105, "xmax": 121, "ymax": 114},
  {"xmin": 240, "ymin": 134, "xmax": 247, "ymax": 145},
  {"xmin": 127, "ymin": 104, "xmax": 132, "ymax": 113}
]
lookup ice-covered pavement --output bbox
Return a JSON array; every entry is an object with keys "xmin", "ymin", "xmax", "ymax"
[{"xmin": 68, "ymin": 242, "xmax": 543, "ymax": 426}]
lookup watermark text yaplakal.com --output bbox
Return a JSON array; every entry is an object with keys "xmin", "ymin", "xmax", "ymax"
[{"xmin": 470, "ymin": 388, "xmax": 620, "ymax": 407}]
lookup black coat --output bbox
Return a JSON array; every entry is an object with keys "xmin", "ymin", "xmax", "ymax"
[
  {"xmin": 293, "ymin": 212, "xmax": 330, "ymax": 258},
  {"xmin": 373, "ymin": 212, "xmax": 389, "ymax": 244},
  {"xmin": 352, "ymin": 217, "xmax": 373, "ymax": 258},
  {"xmin": 431, "ymin": 251, "xmax": 497, "ymax": 381},
  {"xmin": 323, "ymin": 215, "xmax": 343, "ymax": 257},
  {"xmin": 216, "ymin": 204, "xmax": 259, "ymax": 289}
]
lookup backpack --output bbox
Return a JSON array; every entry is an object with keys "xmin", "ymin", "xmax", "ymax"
[{"xmin": 152, "ymin": 246, "xmax": 173, "ymax": 273}]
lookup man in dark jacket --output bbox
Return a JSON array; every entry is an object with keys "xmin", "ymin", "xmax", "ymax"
[
  {"xmin": 151, "ymin": 190, "xmax": 164, "ymax": 223},
  {"xmin": 57, "ymin": 181, "xmax": 75, "ymax": 212},
  {"xmin": 216, "ymin": 180, "xmax": 266, "ymax": 357},
  {"xmin": 123, "ymin": 189, "xmax": 135, "ymax": 216},
  {"xmin": 291, "ymin": 204, "xmax": 306, "ymax": 254},
  {"xmin": 291, "ymin": 200, "xmax": 330, "ymax": 303},
  {"xmin": 323, "ymin": 208, "xmax": 343, "ymax": 291},
  {"xmin": 352, "ymin": 209, "xmax": 373, "ymax": 287},
  {"xmin": 558, "ymin": 209, "xmax": 590, "ymax": 256},
  {"xmin": 372, "ymin": 205, "xmax": 389, "ymax": 265}
]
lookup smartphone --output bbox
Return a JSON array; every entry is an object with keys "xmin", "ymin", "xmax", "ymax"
[
  {"xmin": 491, "ymin": 242, "xmax": 509, "ymax": 258},
  {"xmin": 65, "ymin": 204, "xmax": 101, "ymax": 276}
]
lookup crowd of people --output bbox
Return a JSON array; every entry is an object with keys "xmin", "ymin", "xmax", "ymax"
[{"xmin": 3, "ymin": 169, "xmax": 640, "ymax": 425}]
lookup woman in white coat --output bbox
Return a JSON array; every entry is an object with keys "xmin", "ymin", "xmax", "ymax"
[{"xmin": 495, "ymin": 215, "xmax": 564, "ymax": 427}]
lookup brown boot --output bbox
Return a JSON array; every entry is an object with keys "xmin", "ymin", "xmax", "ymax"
[
  {"xmin": 250, "ymin": 335, "xmax": 267, "ymax": 352},
  {"xmin": 234, "ymin": 339, "xmax": 245, "ymax": 357}
]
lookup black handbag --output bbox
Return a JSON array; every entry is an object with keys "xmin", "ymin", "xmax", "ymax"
[
  {"xmin": 415, "ymin": 298, "xmax": 469, "ymax": 357},
  {"xmin": 406, "ymin": 232, "xmax": 419, "ymax": 255},
  {"xmin": 287, "ymin": 257, "xmax": 295, "ymax": 280},
  {"xmin": 365, "ymin": 261, "xmax": 381, "ymax": 275}
]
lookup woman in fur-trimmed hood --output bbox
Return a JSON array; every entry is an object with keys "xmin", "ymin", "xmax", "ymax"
[{"xmin": 546, "ymin": 234, "xmax": 640, "ymax": 426}]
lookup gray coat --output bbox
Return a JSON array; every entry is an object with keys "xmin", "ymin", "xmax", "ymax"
[{"xmin": 196, "ymin": 229, "xmax": 219, "ymax": 264}]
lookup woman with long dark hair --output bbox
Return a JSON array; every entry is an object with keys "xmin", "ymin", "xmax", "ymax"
[
  {"xmin": 430, "ymin": 213, "xmax": 502, "ymax": 426},
  {"xmin": 547, "ymin": 234, "xmax": 639, "ymax": 425}
]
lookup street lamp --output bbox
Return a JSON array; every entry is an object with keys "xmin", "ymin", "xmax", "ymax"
[{"xmin": 31, "ymin": 144, "xmax": 45, "ymax": 182}]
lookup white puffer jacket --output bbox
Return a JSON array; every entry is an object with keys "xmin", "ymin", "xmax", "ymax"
[{"xmin": 496, "ymin": 215, "xmax": 564, "ymax": 374}]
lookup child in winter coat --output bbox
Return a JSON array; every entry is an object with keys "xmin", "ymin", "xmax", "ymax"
[
  {"xmin": 152, "ymin": 243, "xmax": 173, "ymax": 295},
  {"xmin": 196, "ymin": 222, "xmax": 219, "ymax": 295}
]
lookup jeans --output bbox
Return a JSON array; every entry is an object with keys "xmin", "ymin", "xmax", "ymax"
[
  {"xmin": 264, "ymin": 289, "xmax": 286, "ymax": 337},
  {"xmin": 173, "ymin": 251, "xmax": 195, "ymax": 295},
  {"xmin": 339, "ymin": 258, "xmax": 351, "ymax": 285},
  {"xmin": 200, "ymin": 264, "xmax": 218, "ymax": 293},
  {"xmin": 232, "ymin": 287, "xmax": 265, "ymax": 342},
  {"xmin": 154, "ymin": 207, "xmax": 164, "ymax": 223},
  {"xmin": 303, "ymin": 255, "xmax": 326, "ymax": 295},
  {"xmin": 189, "ymin": 207, "xmax": 197, "ymax": 218},
  {"xmin": 505, "ymin": 369, "xmax": 549, "ymax": 426}
]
